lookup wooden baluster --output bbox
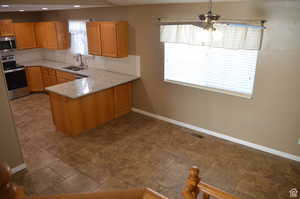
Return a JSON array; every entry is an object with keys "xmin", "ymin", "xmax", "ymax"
[
  {"xmin": 0, "ymin": 163, "xmax": 22, "ymax": 199},
  {"xmin": 182, "ymin": 166, "xmax": 200, "ymax": 199},
  {"xmin": 203, "ymin": 193, "xmax": 210, "ymax": 199}
]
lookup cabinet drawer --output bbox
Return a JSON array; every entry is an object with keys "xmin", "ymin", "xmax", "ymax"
[
  {"xmin": 57, "ymin": 77, "xmax": 71, "ymax": 84},
  {"xmin": 41, "ymin": 67, "xmax": 49, "ymax": 75},
  {"xmin": 48, "ymin": 68, "xmax": 57, "ymax": 76},
  {"xmin": 56, "ymin": 70, "xmax": 76, "ymax": 80}
]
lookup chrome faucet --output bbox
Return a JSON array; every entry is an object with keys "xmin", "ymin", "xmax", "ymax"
[{"xmin": 76, "ymin": 54, "xmax": 87, "ymax": 69}]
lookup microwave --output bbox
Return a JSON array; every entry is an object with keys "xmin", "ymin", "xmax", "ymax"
[{"xmin": 0, "ymin": 36, "xmax": 16, "ymax": 52}]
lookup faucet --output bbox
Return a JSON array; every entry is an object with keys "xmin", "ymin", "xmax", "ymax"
[{"xmin": 76, "ymin": 54, "xmax": 87, "ymax": 69}]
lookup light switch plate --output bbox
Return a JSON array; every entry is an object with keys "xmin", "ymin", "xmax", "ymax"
[{"xmin": 298, "ymin": 138, "xmax": 300, "ymax": 145}]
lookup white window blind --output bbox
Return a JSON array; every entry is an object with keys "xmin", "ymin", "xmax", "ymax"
[
  {"xmin": 164, "ymin": 42, "xmax": 258, "ymax": 98},
  {"xmin": 69, "ymin": 20, "xmax": 88, "ymax": 55}
]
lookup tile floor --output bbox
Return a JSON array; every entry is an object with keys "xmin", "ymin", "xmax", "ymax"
[{"xmin": 10, "ymin": 94, "xmax": 300, "ymax": 199}]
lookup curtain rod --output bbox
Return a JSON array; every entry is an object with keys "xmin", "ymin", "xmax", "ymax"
[{"xmin": 158, "ymin": 17, "xmax": 266, "ymax": 26}]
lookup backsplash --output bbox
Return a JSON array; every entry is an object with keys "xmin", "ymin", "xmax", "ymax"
[
  {"xmin": 14, "ymin": 49, "xmax": 44, "ymax": 63},
  {"xmin": 13, "ymin": 49, "xmax": 141, "ymax": 77}
]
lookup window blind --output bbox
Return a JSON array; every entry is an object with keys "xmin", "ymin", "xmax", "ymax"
[{"xmin": 164, "ymin": 43, "xmax": 258, "ymax": 98}]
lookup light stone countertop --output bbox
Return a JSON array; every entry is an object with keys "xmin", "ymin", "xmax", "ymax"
[{"xmin": 19, "ymin": 60, "xmax": 140, "ymax": 99}]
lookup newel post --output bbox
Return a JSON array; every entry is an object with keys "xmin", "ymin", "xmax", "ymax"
[
  {"xmin": 182, "ymin": 166, "xmax": 200, "ymax": 199},
  {"xmin": 0, "ymin": 163, "xmax": 21, "ymax": 199}
]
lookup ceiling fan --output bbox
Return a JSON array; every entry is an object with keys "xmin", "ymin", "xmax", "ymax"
[{"xmin": 198, "ymin": 0, "xmax": 220, "ymax": 31}]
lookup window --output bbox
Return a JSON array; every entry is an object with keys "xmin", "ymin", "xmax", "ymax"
[
  {"xmin": 161, "ymin": 23, "xmax": 263, "ymax": 98},
  {"xmin": 164, "ymin": 43, "xmax": 258, "ymax": 98},
  {"xmin": 69, "ymin": 20, "xmax": 88, "ymax": 55}
]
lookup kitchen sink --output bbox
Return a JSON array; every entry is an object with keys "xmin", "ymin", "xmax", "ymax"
[{"xmin": 63, "ymin": 66, "xmax": 85, "ymax": 71}]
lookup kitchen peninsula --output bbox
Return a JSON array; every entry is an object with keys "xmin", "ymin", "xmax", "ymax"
[{"xmin": 20, "ymin": 60, "xmax": 139, "ymax": 136}]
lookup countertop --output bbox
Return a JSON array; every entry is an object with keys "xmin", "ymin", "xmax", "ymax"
[{"xmin": 19, "ymin": 60, "xmax": 139, "ymax": 99}]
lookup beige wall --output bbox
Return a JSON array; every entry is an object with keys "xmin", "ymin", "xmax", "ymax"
[
  {"xmin": 0, "ymin": 68, "xmax": 24, "ymax": 168},
  {"xmin": 3, "ymin": 0, "xmax": 300, "ymax": 157}
]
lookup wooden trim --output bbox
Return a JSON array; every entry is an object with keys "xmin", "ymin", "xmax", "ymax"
[
  {"xmin": 0, "ymin": 163, "xmax": 27, "ymax": 199},
  {"xmin": 198, "ymin": 183, "xmax": 239, "ymax": 199},
  {"xmin": 132, "ymin": 107, "xmax": 300, "ymax": 162}
]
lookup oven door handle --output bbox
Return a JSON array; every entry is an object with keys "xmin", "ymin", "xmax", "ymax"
[{"xmin": 4, "ymin": 68, "xmax": 25, "ymax": 74}]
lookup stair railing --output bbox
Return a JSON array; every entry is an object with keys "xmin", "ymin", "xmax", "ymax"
[
  {"xmin": 182, "ymin": 166, "xmax": 239, "ymax": 199},
  {"xmin": 1, "ymin": 163, "xmax": 239, "ymax": 199}
]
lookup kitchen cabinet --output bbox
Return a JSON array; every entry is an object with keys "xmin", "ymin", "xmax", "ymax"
[
  {"xmin": 41, "ymin": 67, "xmax": 57, "ymax": 88},
  {"xmin": 48, "ymin": 82, "xmax": 132, "ymax": 136},
  {"xmin": 14, "ymin": 22, "xmax": 36, "ymax": 49},
  {"xmin": 86, "ymin": 22, "xmax": 102, "ymax": 55},
  {"xmin": 25, "ymin": 66, "xmax": 44, "ymax": 92},
  {"xmin": 56, "ymin": 70, "xmax": 76, "ymax": 83},
  {"xmin": 35, "ymin": 22, "xmax": 46, "ymax": 48},
  {"xmin": 49, "ymin": 88, "xmax": 115, "ymax": 136},
  {"xmin": 0, "ymin": 19, "xmax": 14, "ymax": 36},
  {"xmin": 86, "ymin": 21, "xmax": 128, "ymax": 58},
  {"xmin": 35, "ymin": 21, "xmax": 70, "ymax": 50},
  {"xmin": 114, "ymin": 82, "xmax": 132, "ymax": 117}
]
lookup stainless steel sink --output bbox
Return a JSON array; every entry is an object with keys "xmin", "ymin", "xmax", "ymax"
[{"xmin": 63, "ymin": 66, "xmax": 85, "ymax": 71}]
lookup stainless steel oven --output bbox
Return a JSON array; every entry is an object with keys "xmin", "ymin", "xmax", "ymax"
[
  {"xmin": 1, "ymin": 55, "xmax": 29, "ymax": 99},
  {"xmin": 0, "ymin": 36, "xmax": 16, "ymax": 52}
]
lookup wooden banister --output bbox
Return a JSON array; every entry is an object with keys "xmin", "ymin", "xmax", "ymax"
[
  {"xmin": 0, "ymin": 163, "xmax": 26, "ymax": 199},
  {"xmin": 182, "ymin": 166, "xmax": 239, "ymax": 199},
  {"xmin": 1, "ymin": 163, "xmax": 239, "ymax": 199}
]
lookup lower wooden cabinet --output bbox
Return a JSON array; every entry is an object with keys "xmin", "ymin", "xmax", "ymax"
[
  {"xmin": 42, "ymin": 67, "xmax": 57, "ymax": 87},
  {"xmin": 49, "ymin": 82, "xmax": 132, "ymax": 136},
  {"xmin": 25, "ymin": 66, "xmax": 44, "ymax": 92},
  {"xmin": 56, "ymin": 70, "xmax": 76, "ymax": 83},
  {"xmin": 114, "ymin": 82, "xmax": 132, "ymax": 117},
  {"xmin": 27, "ymin": 66, "xmax": 80, "ymax": 92}
]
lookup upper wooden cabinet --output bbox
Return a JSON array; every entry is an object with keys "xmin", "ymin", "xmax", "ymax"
[
  {"xmin": 35, "ymin": 21, "xmax": 70, "ymax": 50},
  {"xmin": 86, "ymin": 21, "xmax": 128, "ymax": 58},
  {"xmin": 86, "ymin": 22, "xmax": 102, "ymax": 55},
  {"xmin": 0, "ymin": 19, "xmax": 14, "ymax": 36},
  {"xmin": 35, "ymin": 22, "xmax": 46, "ymax": 48},
  {"xmin": 14, "ymin": 22, "xmax": 36, "ymax": 49}
]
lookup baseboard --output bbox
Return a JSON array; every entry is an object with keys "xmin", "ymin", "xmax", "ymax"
[
  {"xmin": 132, "ymin": 108, "xmax": 300, "ymax": 162},
  {"xmin": 11, "ymin": 163, "xmax": 26, "ymax": 174}
]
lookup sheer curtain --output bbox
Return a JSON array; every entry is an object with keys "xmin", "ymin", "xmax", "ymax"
[
  {"xmin": 160, "ymin": 23, "xmax": 264, "ymax": 50},
  {"xmin": 69, "ymin": 20, "xmax": 88, "ymax": 55}
]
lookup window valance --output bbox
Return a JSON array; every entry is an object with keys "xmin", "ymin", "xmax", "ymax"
[{"xmin": 160, "ymin": 22, "xmax": 264, "ymax": 50}]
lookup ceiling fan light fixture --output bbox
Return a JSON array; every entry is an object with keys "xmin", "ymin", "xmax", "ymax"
[{"xmin": 198, "ymin": 0, "xmax": 220, "ymax": 31}]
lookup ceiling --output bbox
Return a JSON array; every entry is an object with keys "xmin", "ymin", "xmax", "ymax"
[{"xmin": 0, "ymin": 0, "xmax": 243, "ymax": 12}]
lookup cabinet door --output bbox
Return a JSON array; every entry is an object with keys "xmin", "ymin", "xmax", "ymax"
[
  {"xmin": 101, "ymin": 22, "xmax": 117, "ymax": 57},
  {"xmin": 0, "ymin": 20, "xmax": 14, "ymax": 36},
  {"xmin": 114, "ymin": 82, "xmax": 132, "ymax": 118},
  {"xmin": 45, "ymin": 22, "xmax": 59, "ymax": 49},
  {"xmin": 86, "ymin": 22, "xmax": 101, "ymax": 55},
  {"xmin": 14, "ymin": 23, "xmax": 36, "ymax": 49},
  {"xmin": 35, "ymin": 22, "xmax": 47, "ymax": 48},
  {"xmin": 55, "ymin": 22, "xmax": 70, "ymax": 50},
  {"xmin": 25, "ymin": 66, "xmax": 44, "ymax": 92}
]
